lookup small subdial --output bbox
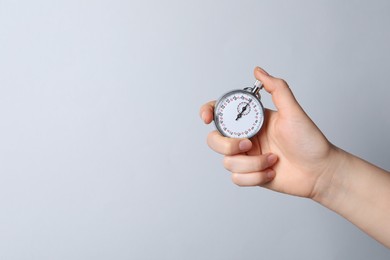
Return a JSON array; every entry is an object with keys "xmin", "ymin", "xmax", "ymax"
[{"xmin": 237, "ymin": 102, "xmax": 251, "ymax": 116}]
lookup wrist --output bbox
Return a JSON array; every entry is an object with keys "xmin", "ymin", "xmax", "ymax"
[
  {"xmin": 310, "ymin": 145, "xmax": 390, "ymax": 248},
  {"xmin": 310, "ymin": 145, "xmax": 352, "ymax": 208}
]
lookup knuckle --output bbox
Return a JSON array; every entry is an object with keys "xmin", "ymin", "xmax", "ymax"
[
  {"xmin": 277, "ymin": 78, "xmax": 288, "ymax": 86},
  {"xmin": 231, "ymin": 173, "xmax": 244, "ymax": 187},
  {"xmin": 254, "ymin": 175, "xmax": 265, "ymax": 186},
  {"xmin": 276, "ymin": 78, "xmax": 290, "ymax": 90},
  {"xmin": 271, "ymin": 76, "xmax": 287, "ymax": 86},
  {"xmin": 206, "ymin": 135, "xmax": 212, "ymax": 148},
  {"xmin": 206, "ymin": 131, "xmax": 216, "ymax": 148},
  {"xmin": 206, "ymin": 131, "xmax": 238, "ymax": 155},
  {"xmin": 223, "ymin": 141, "xmax": 235, "ymax": 155},
  {"xmin": 272, "ymin": 76, "xmax": 284, "ymax": 83},
  {"xmin": 223, "ymin": 156, "xmax": 233, "ymax": 171}
]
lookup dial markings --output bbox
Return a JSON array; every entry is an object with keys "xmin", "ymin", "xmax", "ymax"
[{"xmin": 215, "ymin": 90, "xmax": 264, "ymax": 138}]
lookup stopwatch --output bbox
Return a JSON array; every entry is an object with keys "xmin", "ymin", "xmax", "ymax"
[{"xmin": 214, "ymin": 80, "xmax": 265, "ymax": 139}]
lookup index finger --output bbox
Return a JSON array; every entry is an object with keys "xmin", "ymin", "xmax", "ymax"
[
  {"xmin": 207, "ymin": 130, "xmax": 252, "ymax": 155},
  {"xmin": 199, "ymin": 100, "xmax": 215, "ymax": 124}
]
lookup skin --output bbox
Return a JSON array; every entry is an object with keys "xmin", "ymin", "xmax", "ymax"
[{"xmin": 200, "ymin": 67, "xmax": 390, "ymax": 248}]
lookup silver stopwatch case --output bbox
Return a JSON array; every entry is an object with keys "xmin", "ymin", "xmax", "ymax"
[{"xmin": 214, "ymin": 80, "xmax": 265, "ymax": 139}]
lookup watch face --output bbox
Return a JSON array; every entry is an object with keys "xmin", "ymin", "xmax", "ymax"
[{"xmin": 214, "ymin": 90, "xmax": 264, "ymax": 138}]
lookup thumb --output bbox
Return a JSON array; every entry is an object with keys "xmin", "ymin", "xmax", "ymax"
[{"xmin": 254, "ymin": 67, "xmax": 302, "ymax": 116}]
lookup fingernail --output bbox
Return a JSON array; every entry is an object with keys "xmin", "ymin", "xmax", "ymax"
[
  {"xmin": 266, "ymin": 170, "xmax": 275, "ymax": 180},
  {"xmin": 239, "ymin": 139, "xmax": 252, "ymax": 151},
  {"xmin": 256, "ymin": 66, "xmax": 270, "ymax": 76},
  {"xmin": 267, "ymin": 154, "xmax": 277, "ymax": 165}
]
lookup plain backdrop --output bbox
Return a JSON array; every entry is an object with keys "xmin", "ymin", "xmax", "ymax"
[{"xmin": 0, "ymin": 0, "xmax": 389, "ymax": 259}]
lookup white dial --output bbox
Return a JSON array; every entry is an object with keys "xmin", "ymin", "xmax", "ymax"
[{"xmin": 214, "ymin": 88, "xmax": 265, "ymax": 138}]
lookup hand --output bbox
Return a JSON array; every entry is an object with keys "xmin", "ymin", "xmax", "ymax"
[
  {"xmin": 200, "ymin": 67, "xmax": 340, "ymax": 198},
  {"xmin": 201, "ymin": 68, "xmax": 390, "ymax": 248}
]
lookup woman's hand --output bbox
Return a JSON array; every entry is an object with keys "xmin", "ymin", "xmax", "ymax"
[
  {"xmin": 201, "ymin": 67, "xmax": 390, "ymax": 248},
  {"xmin": 200, "ymin": 67, "xmax": 340, "ymax": 199}
]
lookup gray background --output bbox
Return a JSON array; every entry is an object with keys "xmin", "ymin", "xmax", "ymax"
[{"xmin": 0, "ymin": 0, "xmax": 389, "ymax": 259}]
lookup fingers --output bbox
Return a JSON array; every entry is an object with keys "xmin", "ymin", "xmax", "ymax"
[
  {"xmin": 231, "ymin": 170, "xmax": 276, "ymax": 187},
  {"xmin": 254, "ymin": 67, "xmax": 302, "ymax": 116},
  {"xmin": 207, "ymin": 130, "xmax": 252, "ymax": 155},
  {"xmin": 224, "ymin": 153, "xmax": 277, "ymax": 173},
  {"xmin": 225, "ymin": 154, "xmax": 277, "ymax": 186},
  {"xmin": 199, "ymin": 100, "xmax": 215, "ymax": 124}
]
